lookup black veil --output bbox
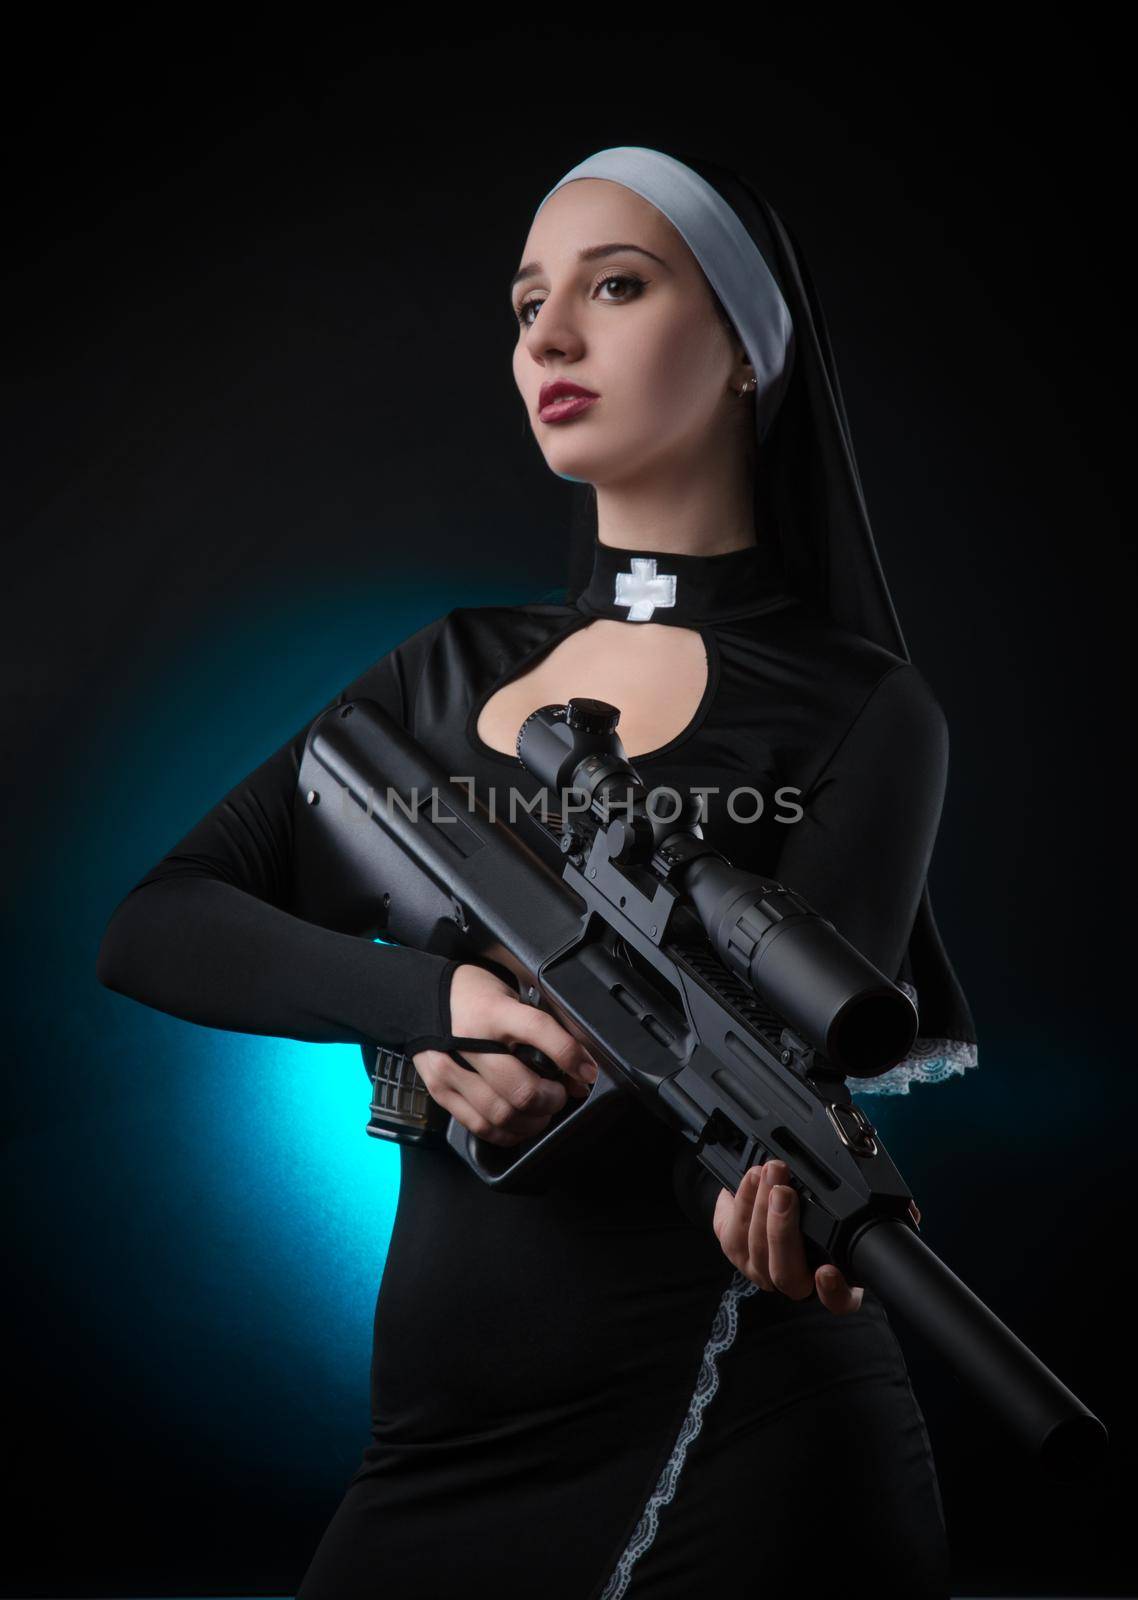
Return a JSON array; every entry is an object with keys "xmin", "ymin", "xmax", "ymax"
[{"xmin": 561, "ymin": 152, "xmax": 978, "ymax": 1067}]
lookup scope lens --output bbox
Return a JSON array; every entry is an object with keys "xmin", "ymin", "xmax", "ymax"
[{"xmin": 830, "ymin": 991, "xmax": 917, "ymax": 1077}]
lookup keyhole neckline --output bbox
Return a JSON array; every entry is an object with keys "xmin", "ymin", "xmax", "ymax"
[{"xmin": 466, "ymin": 612, "xmax": 721, "ymax": 769}]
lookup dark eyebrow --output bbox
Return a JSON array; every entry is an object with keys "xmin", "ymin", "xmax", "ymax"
[{"xmin": 509, "ymin": 242, "xmax": 671, "ymax": 296}]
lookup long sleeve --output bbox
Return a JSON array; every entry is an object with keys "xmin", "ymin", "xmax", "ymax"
[
  {"xmin": 96, "ymin": 616, "xmax": 460, "ymax": 1054},
  {"xmin": 672, "ymin": 660, "xmax": 950, "ymax": 1229},
  {"xmin": 768, "ymin": 660, "xmax": 948, "ymax": 978}
]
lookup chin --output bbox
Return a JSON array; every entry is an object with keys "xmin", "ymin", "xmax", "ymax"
[
  {"xmin": 541, "ymin": 448, "xmax": 599, "ymax": 484},
  {"xmin": 541, "ymin": 438, "xmax": 626, "ymax": 487}
]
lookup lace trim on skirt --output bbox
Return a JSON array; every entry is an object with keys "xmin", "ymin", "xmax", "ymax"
[{"xmin": 598, "ymin": 1269, "xmax": 759, "ymax": 1599}]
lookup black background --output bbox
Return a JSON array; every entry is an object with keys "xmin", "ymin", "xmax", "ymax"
[{"xmin": 4, "ymin": 12, "xmax": 1134, "ymax": 1597}]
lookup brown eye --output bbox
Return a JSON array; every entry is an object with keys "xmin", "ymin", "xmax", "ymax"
[
  {"xmin": 595, "ymin": 273, "xmax": 644, "ymax": 303},
  {"xmin": 514, "ymin": 272, "xmax": 645, "ymax": 329}
]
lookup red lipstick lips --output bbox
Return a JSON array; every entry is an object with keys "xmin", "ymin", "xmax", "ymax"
[{"xmin": 539, "ymin": 379, "xmax": 600, "ymax": 424}]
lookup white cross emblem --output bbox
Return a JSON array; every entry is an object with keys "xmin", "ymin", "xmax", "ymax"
[{"xmin": 613, "ymin": 557, "xmax": 677, "ymax": 622}]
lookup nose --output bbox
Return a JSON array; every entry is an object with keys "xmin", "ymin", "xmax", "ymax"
[{"xmin": 523, "ymin": 283, "xmax": 585, "ymax": 365}]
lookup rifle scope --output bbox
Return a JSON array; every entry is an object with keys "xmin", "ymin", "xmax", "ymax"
[{"xmin": 517, "ymin": 698, "xmax": 917, "ymax": 1078}]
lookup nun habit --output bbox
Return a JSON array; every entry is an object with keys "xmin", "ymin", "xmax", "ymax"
[
  {"xmin": 98, "ymin": 145, "xmax": 965, "ymax": 1600},
  {"xmin": 298, "ymin": 145, "xmax": 962, "ymax": 1598}
]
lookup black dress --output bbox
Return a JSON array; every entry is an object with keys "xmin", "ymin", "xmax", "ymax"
[{"xmin": 97, "ymin": 542, "xmax": 953, "ymax": 1599}]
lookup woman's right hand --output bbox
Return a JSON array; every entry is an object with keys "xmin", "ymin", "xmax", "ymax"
[{"xmin": 412, "ymin": 963, "xmax": 600, "ymax": 1147}]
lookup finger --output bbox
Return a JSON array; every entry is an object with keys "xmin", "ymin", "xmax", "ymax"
[
  {"xmin": 448, "ymin": 1056, "xmax": 566, "ymax": 1127},
  {"xmin": 719, "ymin": 1168, "xmax": 767, "ymax": 1284},
  {"xmin": 712, "ymin": 1170, "xmax": 748, "ymax": 1255},
  {"xmin": 467, "ymin": 1049, "xmax": 571, "ymax": 1118},
  {"xmin": 712, "ymin": 1185, "xmax": 735, "ymax": 1244},
  {"xmin": 428, "ymin": 1068, "xmax": 560, "ymax": 1145},
  {"xmin": 425, "ymin": 1053, "xmax": 564, "ymax": 1136},
  {"xmin": 504, "ymin": 1001, "xmax": 598, "ymax": 1083},
  {"xmin": 764, "ymin": 1163, "xmax": 815, "ymax": 1301},
  {"xmin": 432, "ymin": 1039, "xmax": 567, "ymax": 1111},
  {"xmin": 744, "ymin": 1163, "xmax": 777, "ymax": 1288},
  {"xmin": 816, "ymin": 1264, "xmax": 865, "ymax": 1316},
  {"xmin": 420, "ymin": 1075, "xmax": 538, "ymax": 1147},
  {"xmin": 415, "ymin": 1046, "xmax": 521, "ymax": 1092}
]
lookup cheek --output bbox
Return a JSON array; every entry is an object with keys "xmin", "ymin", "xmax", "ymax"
[
  {"xmin": 667, "ymin": 311, "xmax": 727, "ymax": 392},
  {"xmin": 619, "ymin": 310, "xmax": 723, "ymax": 432}
]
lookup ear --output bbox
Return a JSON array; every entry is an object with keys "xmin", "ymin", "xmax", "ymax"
[{"xmin": 734, "ymin": 349, "xmax": 757, "ymax": 391}]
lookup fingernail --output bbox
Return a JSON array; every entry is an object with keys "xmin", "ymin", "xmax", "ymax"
[
  {"xmin": 822, "ymin": 1267, "xmax": 841, "ymax": 1288},
  {"xmin": 582, "ymin": 1061, "xmax": 599, "ymax": 1083},
  {"xmin": 770, "ymin": 1186, "xmax": 792, "ymax": 1214}
]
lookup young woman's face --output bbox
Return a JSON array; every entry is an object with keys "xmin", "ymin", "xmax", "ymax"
[{"xmin": 510, "ymin": 178, "xmax": 743, "ymax": 491}]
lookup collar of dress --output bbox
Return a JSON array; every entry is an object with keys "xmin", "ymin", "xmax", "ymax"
[{"xmin": 574, "ymin": 536, "xmax": 791, "ymax": 626}]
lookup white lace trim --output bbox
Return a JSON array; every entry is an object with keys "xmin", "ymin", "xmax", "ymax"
[
  {"xmin": 599, "ymin": 1269, "xmax": 759, "ymax": 1599},
  {"xmin": 848, "ymin": 981, "xmax": 979, "ymax": 1096},
  {"xmin": 594, "ymin": 986, "xmax": 974, "ymax": 1593}
]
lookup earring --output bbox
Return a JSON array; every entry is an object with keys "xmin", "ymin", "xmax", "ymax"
[{"xmin": 735, "ymin": 376, "xmax": 757, "ymax": 396}]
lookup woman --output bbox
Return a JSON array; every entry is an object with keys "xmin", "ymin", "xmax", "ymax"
[{"xmin": 97, "ymin": 146, "xmax": 979, "ymax": 1598}]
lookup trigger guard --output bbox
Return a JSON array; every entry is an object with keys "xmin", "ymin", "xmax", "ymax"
[{"xmin": 445, "ymin": 1058, "xmax": 629, "ymax": 1192}]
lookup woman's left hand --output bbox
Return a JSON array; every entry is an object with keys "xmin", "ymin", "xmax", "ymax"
[{"xmin": 712, "ymin": 1158, "xmax": 865, "ymax": 1315}]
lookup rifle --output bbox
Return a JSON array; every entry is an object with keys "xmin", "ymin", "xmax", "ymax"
[{"xmin": 293, "ymin": 694, "xmax": 1107, "ymax": 1480}]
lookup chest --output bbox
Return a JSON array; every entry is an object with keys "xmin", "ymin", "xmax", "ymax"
[{"xmin": 475, "ymin": 619, "xmax": 711, "ymax": 761}]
